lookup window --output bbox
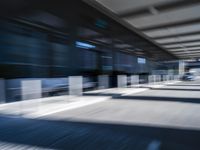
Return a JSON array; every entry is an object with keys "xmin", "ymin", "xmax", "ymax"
[{"xmin": 137, "ymin": 57, "xmax": 146, "ymax": 64}]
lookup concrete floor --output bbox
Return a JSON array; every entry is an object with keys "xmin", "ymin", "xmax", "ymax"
[{"xmin": 0, "ymin": 80, "xmax": 200, "ymax": 149}]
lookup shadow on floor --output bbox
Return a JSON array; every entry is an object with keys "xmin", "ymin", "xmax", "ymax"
[
  {"xmin": 167, "ymin": 84, "xmax": 200, "ymax": 87},
  {"xmin": 0, "ymin": 114, "xmax": 199, "ymax": 150},
  {"xmin": 83, "ymin": 92, "xmax": 122, "ymax": 97},
  {"xmin": 150, "ymin": 87, "xmax": 200, "ymax": 91},
  {"xmin": 114, "ymin": 95, "xmax": 200, "ymax": 104}
]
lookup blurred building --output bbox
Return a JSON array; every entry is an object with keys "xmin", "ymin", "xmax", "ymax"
[{"xmin": 0, "ymin": 0, "xmax": 180, "ymax": 102}]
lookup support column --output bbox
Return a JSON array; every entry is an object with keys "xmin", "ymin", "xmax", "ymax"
[
  {"xmin": 117, "ymin": 75, "xmax": 127, "ymax": 88},
  {"xmin": 179, "ymin": 61, "xmax": 185, "ymax": 76},
  {"xmin": 21, "ymin": 80, "xmax": 42, "ymax": 100},
  {"xmin": 69, "ymin": 76, "xmax": 83, "ymax": 96},
  {"xmin": 131, "ymin": 75, "xmax": 139, "ymax": 87},
  {"xmin": 148, "ymin": 75, "xmax": 154, "ymax": 85}
]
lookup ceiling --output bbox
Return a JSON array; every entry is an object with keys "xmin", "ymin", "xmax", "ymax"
[{"xmin": 84, "ymin": 0, "xmax": 200, "ymax": 60}]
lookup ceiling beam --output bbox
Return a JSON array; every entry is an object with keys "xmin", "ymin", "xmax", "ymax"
[
  {"xmin": 160, "ymin": 39, "xmax": 200, "ymax": 45},
  {"xmin": 164, "ymin": 44, "xmax": 200, "ymax": 49},
  {"xmin": 177, "ymin": 53, "xmax": 200, "ymax": 55},
  {"xmin": 141, "ymin": 18, "xmax": 200, "ymax": 31},
  {"xmin": 167, "ymin": 46, "xmax": 200, "ymax": 51},
  {"xmin": 168, "ymin": 49, "xmax": 200, "ymax": 52},
  {"xmin": 173, "ymin": 51, "xmax": 200, "ymax": 54},
  {"xmin": 153, "ymin": 31, "xmax": 200, "ymax": 40},
  {"xmin": 119, "ymin": 0, "xmax": 200, "ymax": 19}
]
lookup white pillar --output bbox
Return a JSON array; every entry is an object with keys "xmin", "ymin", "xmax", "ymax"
[
  {"xmin": 131, "ymin": 75, "xmax": 139, "ymax": 87},
  {"xmin": 69, "ymin": 76, "xmax": 83, "ymax": 96},
  {"xmin": 179, "ymin": 61, "xmax": 185, "ymax": 76},
  {"xmin": 148, "ymin": 75, "xmax": 154, "ymax": 84},
  {"xmin": 0, "ymin": 79, "xmax": 5, "ymax": 103},
  {"xmin": 167, "ymin": 75, "xmax": 170, "ymax": 81},
  {"xmin": 21, "ymin": 80, "xmax": 42, "ymax": 100},
  {"xmin": 153, "ymin": 75, "xmax": 156, "ymax": 84},
  {"xmin": 98, "ymin": 75, "xmax": 109, "ymax": 89},
  {"xmin": 117, "ymin": 75, "xmax": 127, "ymax": 88}
]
